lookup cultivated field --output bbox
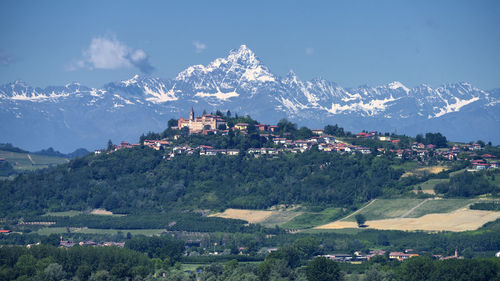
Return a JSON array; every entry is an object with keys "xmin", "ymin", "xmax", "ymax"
[
  {"xmin": 411, "ymin": 178, "xmax": 449, "ymax": 194},
  {"xmin": 405, "ymin": 198, "xmax": 476, "ymax": 218},
  {"xmin": 315, "ymin": 208, "xmax": 500, "ymax": 232},
  {"xmin": 37, "ymin": 227, "xmax": 165, "ymax": 236},
  {"xmin": 0, "ymin": 150, "xmax": 68, "ymax": 171},
  {"xmin": 401, "ymin": 165, "xmax": 448, "ymax": 177},
  {"xmin": 341, "ymin": 199, "xmax": 426, "ymax": 221},
  {"xmin": 210, "ymin": 208, "xmax": 302, "ymax": 227},
  {"xmin": 211, "ymin": 209, "xmax": 276, "ymax": 223},
  {"xmin": 43, "ymin": 209, "xmax": 124, "ymax": 217},
  {"xmin": 281, "ymin": 207, "xmax": 344, "ymax": 229}
]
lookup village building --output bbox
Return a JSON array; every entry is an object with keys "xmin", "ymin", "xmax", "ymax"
[
  {"xmin": 312, "ymin": 129, "xmax": 324, "ymax": 135},
  {"xmin": 389, "ymin": 252, "xmax": 419, "ymax": 261},
  {"xmin": 234, "ymin": 123, "xmax": 249, "ymax": 130},
  {"xmin": 178, "ymin": 107, "xmax": 227, "ymax": 133}
]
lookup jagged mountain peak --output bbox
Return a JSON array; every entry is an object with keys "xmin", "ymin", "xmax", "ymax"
[
  {"xmin": 387, "ymin": 81, "xmax": 410, "ymax": 93},
  {"xmin": 227, "ymin": 44, "xmax": 259, "ymax": 64},
  {"xmin": 283, "ymin": 70, "xmax": 300, "ymax": 84},
  {"xmin": 121, "ymin": 74, "xmax": 141, "ymax": 86},
  {"xmin": 176, "ymin": 45, "xmax": 275, "ymax": 83}
]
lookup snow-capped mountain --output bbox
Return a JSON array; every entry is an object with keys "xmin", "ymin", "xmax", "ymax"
[{"xmin": 1, "ymin": 45, "xmax": 499, "ymax": 152}]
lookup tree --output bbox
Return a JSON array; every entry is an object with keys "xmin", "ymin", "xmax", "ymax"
[
  {"xmin": 180, "ymin": 126, "xmax": 190, "ymax": 137},
  {"xmin": 355, "ymin": 214, "xmax": 366, "ymax": 227},
  {"xmin": 40, "ymin": 263, "xmax": 66, "ymax": 281},
  {"xmin": 277, "ymin": 118, "xmax": 297, "ymax": 133},
  {"xmin": 306, "ymin": 257, "xmax": 343, "ymax": 281},
  {"xmin": 168, "ymin": 118, "xmax": 178, "ymax": 128},
  {"xmin": 324, "ymin": 124, "xmax": 344, "ymax": 137},
  {"xmin": 396, "ymin": 256, "xmax": 433, "ymax": 281},
  {"xmin": 106, "ymin": 139, "xmax": 114, "ymax": 151}
]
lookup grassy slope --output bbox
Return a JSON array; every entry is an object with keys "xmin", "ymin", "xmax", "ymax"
[
  {"xmin": 281, "ymin": 207, "xmax": 344, "ymax": 229},
  {"xmin": 405, "ymin": 198, "xmax": 476, "ymax": 218},
  {"xmin": 412, "ymin": 178, "xmax": 449, "ymax": 191},
  {"xmin": 342, "ymin": 199, "xmax": 425, "ymax": 221},
  {"xmin": 0, "ymin": 150, "xmax": 68, "ymax": 171}
]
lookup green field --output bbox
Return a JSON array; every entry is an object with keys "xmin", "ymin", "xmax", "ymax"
[
  {"xmin": 391, "ymin": 161, "xmax": 419, "ymax": 172},
  {"xmin": 0, "ymin": 150, "xmax": 69, "ymax": 171},
  {"xmin": 405, "ymin": 198, "xmax": 476, "ymax": 218},
  {"xmin": 281, "ymin": 207, "xmax": 344, "ymax": 229},
  {"xmin": 412, "ymin": 178, "xmax": 449, "ymax": 191},
  {"xmin": 259, "ymin": 211, "xmax": 302, "ymax": 228},
  {"xmin": 487, "ymin": 169, "xmax": 500, "ymax": 186},
  {"xmin": 300, "ymin": 228, "xmax": 363, "ymax": 235},
  {"xmin": 37, "ymin": 227, "xmax": 165, "ymax": 236},
  {"xmin": 339, "ymin": 198, "xmax": 485, "ymax": 222},
  {"xmin": 43, "ymin": 211, "xmax": 83, "ymax": 217},
  {"xmin": 342, "ymin": 199, "xmax": 425, "ymax": 221}
]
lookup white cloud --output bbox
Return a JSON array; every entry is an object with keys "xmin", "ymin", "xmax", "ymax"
[
  {"xmin": 305, "ymin": 47, "xmax": 314, "ymax": 55},
  {"xmin": 70, "ymin": 36, "xmax": 154, "ymax": 73},
  {"xmin": 193, "ymin": 41, "xmax": 207, "ymax": 53}
]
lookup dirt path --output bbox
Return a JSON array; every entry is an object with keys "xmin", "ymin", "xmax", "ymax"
[
  {"xmin": 401, "ymin": 198, "xmax": 430, "ymax": 218},
  {"xmin": 340, "ymin": 199, "xmax": 377, "ymax": 221},
  {"xmin": 27, "ymin": 154, "xmax": 35, "ymax": 165}
]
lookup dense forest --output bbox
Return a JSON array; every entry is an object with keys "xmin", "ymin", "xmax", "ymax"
[
  {"xmin": 434, "ymin": 171, "xmax": 499, "ymax": 197},
  {"xmin": 1, "ymin": 241, "xmax": 500, "ymax": 281},
  {"xmin": 0, "ymin": 147, "xmax": 406, "ymax": 217}
]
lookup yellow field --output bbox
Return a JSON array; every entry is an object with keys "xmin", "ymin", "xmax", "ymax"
[
  {"xmin": 89, "ymin": 209, "xmax": 126, "ymax": 216},
  {"xmin": 210, "ymin": 208, "xmax": 274, "ymax": 223},
  {"xmin": 210, "ymin": 208, "xmax": 301, "ymax": 226},
  {"xmin": 402, "ymin": 165, "xmax": 448, "ymax": 177},
  {"xmin": 412, "ymin": 189, "xmax": 436, "ymax": 195},
  {"xmin": 315, "ymin": 208, "xmax": 500, "ymax": 232}
]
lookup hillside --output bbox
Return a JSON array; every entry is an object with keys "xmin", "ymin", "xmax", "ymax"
[
  {"xmin": 0, "ymin": 149, "xmax": 69, "ymax": 173},
  {"xmin": 0, "ymin": 147, "xmax": 403, "ymax": 217}
]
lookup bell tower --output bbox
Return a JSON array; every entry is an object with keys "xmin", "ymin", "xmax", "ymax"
[{"xmin": 190, "ymin": 107, "xmax": 194, "ymax": 120}]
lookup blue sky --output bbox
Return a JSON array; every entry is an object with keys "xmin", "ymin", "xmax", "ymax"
[{"xmin": 1, "ymin": 0, "xmax": 499, "ymax": 89}]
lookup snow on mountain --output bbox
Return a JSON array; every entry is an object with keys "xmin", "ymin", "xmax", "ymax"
[{"xmin": 0, "ymin": 45, "xmax": 499, "ymax": 151}]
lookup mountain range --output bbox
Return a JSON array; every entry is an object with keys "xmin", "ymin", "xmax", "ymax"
[{"xmin": 1, "ymin": 45, "xmax": 499, "ymax": 152}]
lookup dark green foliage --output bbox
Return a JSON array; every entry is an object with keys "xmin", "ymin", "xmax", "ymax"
[
  {"xmin": 0, "ymin": 245, "xmax": 152, "ymax": 281},
  {"xmin": 31, "ymin": 147, "xmax": 89, "ymax": 159},
  {"xmin": 30, "ymin": 213, "xmax": 263, "ymax": 233},
  {"xmin": 397, "ymin": 257, "xmax": 500, "ymax": 281},
  {"xmin": 305, "ymin": 257, "xmax": 343, "ymax": 281},
  {"xmin": 470, "ymin": 202, "xmax": 500, "ymax": 211},
  {"xmin": 415, "ymin": 133, "xmax": 448, "ymax": 148},
  {"xmin": 355, "ymin": 214, "xmax": 366, "ymax": 227},
  {"xmin": 323, "ymin": 124, "xmax": 345, "ymax": 137},
  {"xmin": 277, "ymin": 118, "xmax": 297, "ymax": 133},
  {"xmin": 125, "ymin": 235, "xmax": 184, "ymax": 261},
  {"xmin": 168, "ymin": 118, "xmax": 178, "ymax": 128},
  {"xmin": 0, "ymin": 160, "xmax": 15, "ymax": 177},
  {"xmin": 434, "ymin": 171, "xmax": 498, "ymax": 197},
  {"xmin": 397, "ymin": 256, "xmax": 434, "ymax": 281},
  {"xmin": 0, "ymin": 143, "xmax": 27, "ymax": 153},
  {"xmin": 0, "ymin": 147, "xmax": 403, "ymax": 218}
]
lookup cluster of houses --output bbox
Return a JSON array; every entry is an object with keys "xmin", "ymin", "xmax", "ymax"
[
  {"xmin": 322, "ymin": 249, "xmax": 463, "ymax": 263},
  {"xmin": 59, "ymin": 237, "xmax": 125, "ymax": 248},
  {"xmin": 94, "ymin": 109, "xmax": 498, "ymax": 170}
]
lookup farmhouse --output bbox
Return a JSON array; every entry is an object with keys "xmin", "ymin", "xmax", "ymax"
[
  {"xmin": 234, "ymin": 123, "xmax": 249, "ymax": 130},
  {"xmin": 389, "ymin": 252, "xmax": 419, "ymax": 261}
]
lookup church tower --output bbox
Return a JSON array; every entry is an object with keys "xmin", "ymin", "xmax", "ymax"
[{"xmin": 190, "ymin": 107, "xmax": 194, "ymax": 120}]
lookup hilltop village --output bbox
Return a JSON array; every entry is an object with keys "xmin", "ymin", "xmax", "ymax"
[{"xmin": 105, "ymin": 108, "xmax": 499, "ymax": 170}]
